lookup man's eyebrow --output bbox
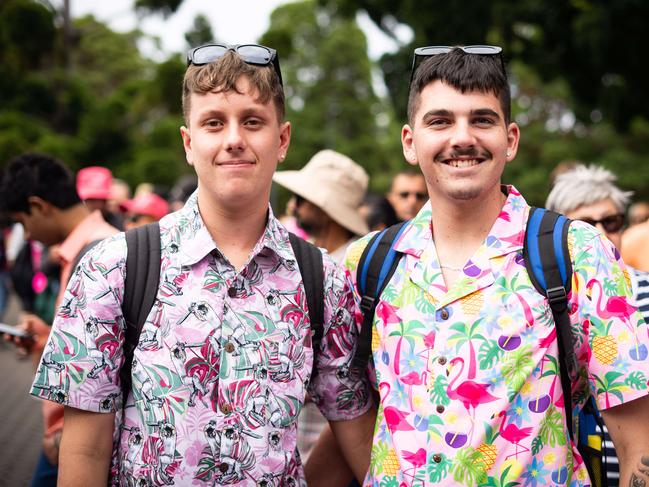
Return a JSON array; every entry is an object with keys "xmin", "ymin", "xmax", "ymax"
[
  {"xmin": 471, "ymin": 108, "xmax": 501, "ymax": 119},
  {"xmin": 421, "ymin": 109, "xmax": 453, "ymax": 121}
]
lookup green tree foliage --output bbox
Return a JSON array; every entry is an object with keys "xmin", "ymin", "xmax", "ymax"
[
  {"xmin": 261, "ymin": 0, "xmax": 404, "ymax": 197},
  {"xmin": 184, "ymin": 14, "xmax": 214, "ymax": 48},
  {"xmin": 0, "ymin": 1, "xmax": 189, "ymax": 189}
]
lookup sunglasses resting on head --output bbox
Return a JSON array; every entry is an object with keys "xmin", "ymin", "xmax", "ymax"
[
  {"xmin": 409, "ymin": 44, "xmax": 505, "ymax": 84},
  {"xmin": 187, "ymin": 43, "xmax": 283, "ymax": 86}
]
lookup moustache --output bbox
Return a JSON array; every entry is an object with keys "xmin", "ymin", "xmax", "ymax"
[{"xmin": 434, "ymin": 148, "xmax": 492, "ymax": 162}]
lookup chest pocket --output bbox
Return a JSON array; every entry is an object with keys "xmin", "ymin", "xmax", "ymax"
[{"xmin": 261, "ymin": 335, "xmax": 309, "ymax": 428}]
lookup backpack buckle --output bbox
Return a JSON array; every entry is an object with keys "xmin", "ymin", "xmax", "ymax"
[
  {"xmin": 546, "ymin": 286, "xmax": 567, "ymax": 307},
  {"xmin": 359, "ymin": 295, "xmax": 375, "ymax": 314}
]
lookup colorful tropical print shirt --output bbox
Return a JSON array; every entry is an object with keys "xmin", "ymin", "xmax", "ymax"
[
  {"xmin": 30, "ymin": 192, "xmax": 372, "ymax": 486},
  {"xmin": 345, "ymin": 186, "xmax": 649, "ymax": 487}
]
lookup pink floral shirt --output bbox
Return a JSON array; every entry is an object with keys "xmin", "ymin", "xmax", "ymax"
[
  {"xmin": 345, "ymin": 186, "xmax": 649, "ymax": 487},
  {"xmin": 31, "ymin": 192, "xmax": 372, "ymax": 486}
]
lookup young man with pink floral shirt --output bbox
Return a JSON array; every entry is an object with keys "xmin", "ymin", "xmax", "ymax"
[
  {"xmin": 343, "ymin": 47, "xmax": 649, "ymax": 486},
  {"xmin": 29, "ymin": 45, "xmax": 375, "ymax": 486}
]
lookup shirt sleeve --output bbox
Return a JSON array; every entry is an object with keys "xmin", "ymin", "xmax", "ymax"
[
  {"xmin": 309, "ymin": 251, "xmax": 373, "ymax": 421},
  {"xmin": 30, "ymin": 234, "xmax": 128, "ymax": 413},
  {"xmin": 569, "ymin": 222, "xmax": 649, "ymax": 411}
]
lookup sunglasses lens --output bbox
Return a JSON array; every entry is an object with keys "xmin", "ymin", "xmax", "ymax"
[
  {"xmin": 603, "ymin": 215, "xmax": 624, "ymax": 233},
  {"xmin": 415, "ymin": 46, "xmax": 451, "ymax": 56},
  {"xmin": 191, "ymin": 45, "xmax": 227, "ymax": 65},
  {"xmin": 464, "ymin": 45, "xmax": 502, "ymax": 55},
  {"xmin": 236, "ymin": 45, "xmax": 273, "ymax": 64}
]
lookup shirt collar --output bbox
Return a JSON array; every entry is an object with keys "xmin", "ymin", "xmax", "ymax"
[
  {"xmin": 173, "ymin": 191, "xmax": 295, "ymax": 266},
  {"xmin": 394, "ymin": 184, "xmax": 529, "ymax": 260}
]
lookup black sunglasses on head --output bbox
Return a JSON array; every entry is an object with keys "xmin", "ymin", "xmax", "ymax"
[
  {"xmin": 187, "ymin": 43, "xmax": 283, "ymax": 86},
  {"xmin": 410, "ymin": 45, "xmax": 505, "ymax": 85},
  {"xmin": 579, "ymin": 214, "xmax": 625, "ymax": 233}
]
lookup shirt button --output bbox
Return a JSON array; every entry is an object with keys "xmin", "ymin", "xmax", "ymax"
[
  {"xmin": 438, "ymin": 356, "xmax": 447, "ymax": 366},
  {"xmin": 433, "ymin": 454, "xmax": 442, "ymax": 463},
  {"xmin": 218, "ymin": 462, "xmax": 229, "ymax": 473},
  {"xmin": 440, "ymin": 308, "xmax": 449, "ymax": 320},
  {"xmin": 224, "ymin": 342, "xmax": 235, "ymax": 353},
  {"xmin": 227, "ymin": 287, "xmax": 237, "ymax": 298},
  {"xmin": 221, "ymin": 403, "xmax": 233, "ymax": 414},
  {"xmin": 436, "ymin": 405, "xmax": 445, "ymax": 413}
]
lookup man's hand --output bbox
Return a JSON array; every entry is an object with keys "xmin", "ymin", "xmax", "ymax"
[{"xmin": 3, "ymin": 313, "xmax": 50, "ymax": 357}]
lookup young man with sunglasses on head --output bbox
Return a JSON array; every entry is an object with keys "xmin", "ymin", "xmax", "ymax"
[
  {"xmin": 342, "ymin": 46, "xmax": 649, "ymax": 486},
  {"xmin": 386, "ymin": 169, "xmax": 428, "ymax": 222},
  {"xmin": 29, "ymin": 43, "xmax": 375, "ymax": 486}
]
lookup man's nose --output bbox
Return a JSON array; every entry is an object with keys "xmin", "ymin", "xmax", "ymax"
[
  {"xmin": 224, "ymin": 124, "xmax": 245, "ymax": 151},
  {"xmin": 449, "ymin": 120, "xmax": 477, "ymax": 147}
]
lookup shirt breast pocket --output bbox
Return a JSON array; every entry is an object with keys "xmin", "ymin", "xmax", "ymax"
[{"xmin": 262, "ymin": 336, "xmax": 308, "ymax": 428}]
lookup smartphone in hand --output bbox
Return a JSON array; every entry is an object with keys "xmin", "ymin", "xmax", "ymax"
[{"xmin": 0, "ymin": 322, "xmax": 31, "ymax": 338}]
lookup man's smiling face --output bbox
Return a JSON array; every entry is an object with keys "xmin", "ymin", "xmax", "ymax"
[{"xmin": 402, "ymin": 80, "xmax": 519, "ymax": 204}]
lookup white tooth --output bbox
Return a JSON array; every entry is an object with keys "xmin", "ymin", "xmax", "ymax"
[{"xmin": 449, "ymin": 159, "xmax": 478, "ymax": 168}]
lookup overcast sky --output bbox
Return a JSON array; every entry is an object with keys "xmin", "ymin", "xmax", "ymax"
[{"xmin": 49, "ymin": 0, "xmax": 411, "ymax": 61}]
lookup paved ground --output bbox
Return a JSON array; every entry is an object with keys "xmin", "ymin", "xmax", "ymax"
[{"xmin": 0, "ymin": 295, "xmax": 43, "ymax": 486}]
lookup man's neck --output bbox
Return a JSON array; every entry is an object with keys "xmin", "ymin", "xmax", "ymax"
[
  {"xmin": 57, "ymin": 204, "xmax": 92, "ymax": 239},
  {"xmin": 312, "ymin": 221, "xmax": 352, "ymax": 254},
  {"xmin": 429, "ymin": 187, "xmax": 507, "ymax": 286},
  {"xmin": 197, "ymin": 193, "xmax": 269, "ymax": 271}
]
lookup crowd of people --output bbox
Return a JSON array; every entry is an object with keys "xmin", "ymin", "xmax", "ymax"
[{"xmin": 0, "ymin": 42, "xmax": 648, "ymax": 487}]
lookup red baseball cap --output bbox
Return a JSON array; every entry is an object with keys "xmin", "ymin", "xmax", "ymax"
[
  {"xmin": 76, "ymin": 166, "xmax": 113, "ymax": 200},
  {"xmin": 120, "ymin": 192, "xmax": 169, "ymax": 221}
]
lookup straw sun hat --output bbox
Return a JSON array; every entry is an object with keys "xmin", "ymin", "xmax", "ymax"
[{"xmin": 273, "ymin": 150, "xmax": 369, "ymax": 236}]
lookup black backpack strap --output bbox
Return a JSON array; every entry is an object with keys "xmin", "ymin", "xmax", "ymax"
[
  {"xmin": 120, "ymin": 222, "xmax": 161, "ymax": 401},
  {"xmin": 352, "ymin": 221, "xmax": 409, "ymax": 371},
  {"xmin": 288, "ymin": 232, "xmax": 324, "ymax": 381},
  {"xmin": 71, "ymin": 239, "xmax": 102, "ymax": 272},
  {"xmin": 524, "ymin": 207, "xmax": 575, "ymax": 434}
]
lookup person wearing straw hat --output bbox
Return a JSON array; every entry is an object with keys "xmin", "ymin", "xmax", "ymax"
[{"xmin": 273, "ymin": 149, "xmax": 369, "ymax": 263}]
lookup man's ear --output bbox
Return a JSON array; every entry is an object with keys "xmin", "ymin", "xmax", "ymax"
[
  {"xmin": 401, "ymin": 124, "xmax": 418, "ymax": 166},
  {"xmin": 278, "ymin": 121, "xmax": 291, "ymax": 164},
  {"xmin": 505, "ymin": 122, "xmax": 521, "ymax": 162},
  {"xmin": 180, "ymin": 126, "xmax": 193, "ymax": 166},
  {"xmin": 27, "ymin": 196, "xmax": 52, "ymax": 215}
]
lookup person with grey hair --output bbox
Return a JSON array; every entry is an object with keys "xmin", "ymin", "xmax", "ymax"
[{"xmin": 546, "ymin": 162, "xmax": 649, "ymax": 486}]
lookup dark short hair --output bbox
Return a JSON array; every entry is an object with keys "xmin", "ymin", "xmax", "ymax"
[
  {"xmin": 407, "ymin": 48, "xmax": 511, "ymax": 125},
  {"xmin": 183, "ymin": 50, "xmax": 285, "ymax": 124},
  {"xmin": 362, "ymin": 193, "xmax": 399, "ymax": 230},
  {"xmin": 0, "ymin": 153, "xmax": 81, "ymax": 213}
]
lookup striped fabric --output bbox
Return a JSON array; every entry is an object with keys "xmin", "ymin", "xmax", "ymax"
[{"xmin": 601, "ymin": 267, "xmax": 649, "ymax": 486}]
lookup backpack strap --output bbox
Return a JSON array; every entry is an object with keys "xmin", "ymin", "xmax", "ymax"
[
  {"xmin": 288, "ymin": 232, "xmax": 324, "ymax": 381},
  {"xmin": 524, "ymin": 207, "xmax": 575, "ymax": 434},
  {"xmin": 120, "ymin": 222, "xmax": 161, "ymax": 401},
  {"xmin": 71, "ymin": 239, "xmax": 102, "ymax": 272},
  {"xmin": 352, "ymin": 221, "xmax": 409, "ymax": 371}
]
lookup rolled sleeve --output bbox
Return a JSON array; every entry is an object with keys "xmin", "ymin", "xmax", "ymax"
[
  {"xmin": 309, "ymin": 254, "xmax": 373, "ymax": 421},
  {"xmin": 30, "ymin": 235, "xmax": 128, "ymax": 413}
]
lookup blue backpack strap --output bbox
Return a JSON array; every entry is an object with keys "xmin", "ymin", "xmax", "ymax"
[
  {"xmin": 524, "ymin": 207, "xmax": 575, "ymax": 429},
  {"xmin": 352, "ymin": 221, "xmax": 409, "ymax": 371},
  {"xmin": 120, "ymin": 222, "xmax": 161, "ymax": 402},
  {"xmin": 288, "ymin": 232, "xmax": 324, "ymax": 382}
]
